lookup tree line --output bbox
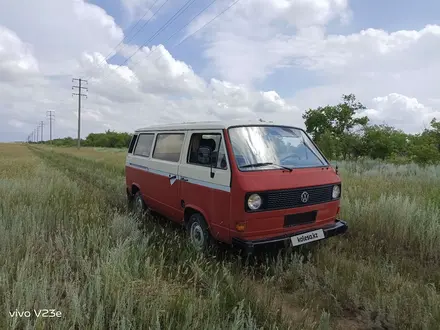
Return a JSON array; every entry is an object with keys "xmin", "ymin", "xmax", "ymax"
[
  {"xmin": 302, "ymin": 94, "xmax": 440, "ymax": 165},
  {"xmin": 35, "ymin": 130, "xmax": 132, "ymax": 149},
  {"xmin": 33, "ymin": 94, "xmax": 440, "ymax": 165}
]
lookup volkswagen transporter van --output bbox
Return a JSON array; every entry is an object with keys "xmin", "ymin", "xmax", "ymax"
[{"xmin": 125, "ymin": 120, "xmax": 347, "ymax": 253}]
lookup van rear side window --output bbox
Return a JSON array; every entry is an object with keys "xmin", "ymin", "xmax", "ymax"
[
  {"xmin": 134, "ymin": 133, "xmax": 155, "ymax": 157},
  {"xmin": 128, "ymin": 134, "xmax": 138, "ymax": 153},
  {"xmin": 152, "ymin": 133, "xmax": 185, "ymax": 162}
]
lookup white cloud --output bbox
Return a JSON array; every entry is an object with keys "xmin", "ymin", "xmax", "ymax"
[
  {"xmin": 0, "ymin": 0, "xmax": 300, "ymax": 142},
  {"xmin": 275, "ymin": 24, "xmax": 440, "ymax": 133},
  {"xmin": 8, "ymin": 119, "xmax": 25, "ymax": 129},
  {"xmin": 121, "ymin": 0, "xmax": 163, "ymax": 22},
  {"xmin": 0, "ymin": 0, "xmax": 123, "ymax": 75},
  {"xmin": 188, "ymin": 0, "xmax": 440, "ymax": 86},
  {"xmin": 186, "ymin": 0, "xmax": 350, "ymax": 84},
  {"xmin": 0, "ymin": 26, "xmax": 40, "ymax": 81},
  {"xmin": 1, "ymin": 0, "xmax": 440, "ymax": 142},
  {"xmin": 183, "ymin": 0, "xmax": 440, "ymax": 135},
  {"xmin": 288, "ymin": 25, "xmax": 440, "ymax": 75},
  {"xmin": 363, "ymin": 93, "xmax": 440, "ymax": 133}
]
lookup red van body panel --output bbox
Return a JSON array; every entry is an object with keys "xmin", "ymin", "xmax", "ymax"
[
  {"xmin": 227, "ymin": 170, "xmax": 340, "ymax": 242},
  {"xmin": 180, "ymin": 186, "xmax": 231, "ymax": 240},
  {"xmin": 125, "ymin": 124, "xmax": 347, "ymax": 251},
  {"xmin": 220, "ymin": 128, "xmax": 343, "ymax": 244},
  {"xmin": 126, "ymin": 164, "xmax": 183, "ymax": 223}
]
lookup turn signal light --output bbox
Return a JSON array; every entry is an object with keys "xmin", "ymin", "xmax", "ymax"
[{"xmin": 235, "ymin": 222, "xmax": 246, "ymax": 232}]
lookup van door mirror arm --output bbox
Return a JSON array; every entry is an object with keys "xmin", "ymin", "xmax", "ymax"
[{"xmin": 209, "ymin": 148, "xmax": 215, "ymax": 178}]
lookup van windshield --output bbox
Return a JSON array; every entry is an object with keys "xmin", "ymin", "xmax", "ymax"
[{"xmin": 228, "ymin": 126, "xmax": 328, "ymax": 171}]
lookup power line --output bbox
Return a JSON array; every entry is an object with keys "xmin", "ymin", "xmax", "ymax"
[
  {"xmin": 95, "ymin": 0, "xmax": 199, "ymax": 82},
  {"xmin": 169, "ymin": 0, "xmax": 240, "ymax": 51},
  {"xmin": 148, "ymin": 0, "xmax": 237, "ymax": 66},
  {"xmin": 85, "ymin": 0, "xmax": 166, "ymax": 80},
  {"xmin": 96, "ymin": 0, "xmax": 240, "ymax": 84},
  {"xmin": 46, "ymin": 110, "xmax": 55, "ymax": 144},
  {"xmin": 130, "ymin": 0, "xmax": 218, "ymax": 67},
  {"xmin": 72, "ymin": 78, "xmax": 88, "ymax": 149},
  {"xmin": 40, "ymin": 121, "xmax": 45, "ymax": 142}
]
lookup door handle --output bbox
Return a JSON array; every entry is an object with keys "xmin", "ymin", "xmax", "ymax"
[
  {"xmin": 180, "ymin": 177, "xmax": 188, "ymax": 182},
  {"xmin": 169, "ymin": 175, "xmax": 176, "ymax": 179}
]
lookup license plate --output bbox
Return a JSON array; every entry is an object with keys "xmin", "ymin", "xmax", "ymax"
[{"xmin": 290, "ymin": 229, "xmax": 325, "ymax": 247}]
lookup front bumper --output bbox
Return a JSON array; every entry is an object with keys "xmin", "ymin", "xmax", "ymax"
[{"xmin": 232, "ymin": 219, "xmax": 348, "ymax": 254}]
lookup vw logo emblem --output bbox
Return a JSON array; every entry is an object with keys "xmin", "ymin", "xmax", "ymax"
[{"xmin": 300, "ymin": 191, "xmax": 309, "ymax": 203}]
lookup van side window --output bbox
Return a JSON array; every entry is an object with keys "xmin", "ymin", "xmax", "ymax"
[
  {"xmin": 134, "ymin": 133, "xmax": 155, "ymax": 157},
  {"xmin": 187, "ymin": 133, "xmax": 228, "ymax": 170},
  {"xmin": 128, "ymin": 134, "xmax": 138, "ymax": 153},
  {"xmin": 152, "ymin": 133, "xmax": 185, "ymax": 162}
]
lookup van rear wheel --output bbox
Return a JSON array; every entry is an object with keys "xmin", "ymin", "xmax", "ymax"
[{"xmin": 187, "ymin": 213, "xmax": 211, "ymax": 252}]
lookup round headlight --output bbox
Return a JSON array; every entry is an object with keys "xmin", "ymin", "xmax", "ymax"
[
  {"xmin": 247, "ymin": 194, "xmax": 262, "ymax": 210},
  {"xmin": 332, "ymin": 185, "xmax": 341, "ymax": 199}
]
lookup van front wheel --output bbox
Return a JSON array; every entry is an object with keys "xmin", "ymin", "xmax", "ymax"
[
  {"xmin": 187, "ymin": 213, "xmax": 211, "ymax": 252},
  {"xmin": 133, "ymin": 191, "xmax": 147, "ymax": 220}
]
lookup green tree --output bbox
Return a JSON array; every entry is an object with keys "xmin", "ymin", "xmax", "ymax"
[
  {"xmin": 302, "ymin": 94, "xmax": 369, "ymax": 159},
  {"xmin": 340, "ymin": 132, "xmax": 365, "ymax": 160},
  {"xmin": 302, "ymin": 94, "xmax": 369, "ymax": 140},
  {"xmin": 408, "ymin": 133, "xmax": 440, "ymax": 165},
  {"xmin": 314, "ymin": 129, "xmax": 337, "ymax": 159},
  {"xmin": 426, "ymin": 118, "xmax": 440, "ymax": 152},
  {"xmin": 362, "ymin": 124, "xmax": 408, "ymax": 160},
  {"xmin": 45, "ymin": 131, "xmax": 132, "ymax": 148}
]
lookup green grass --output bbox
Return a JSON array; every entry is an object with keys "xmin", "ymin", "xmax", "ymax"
[{"xmin": 1, "ymin": 144, "xmax": 440, "ymax": 329}]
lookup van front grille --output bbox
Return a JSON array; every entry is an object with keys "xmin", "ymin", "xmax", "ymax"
[{"xmin": 265, "ymin": 184, "xmax": 335, "ymax": 210}]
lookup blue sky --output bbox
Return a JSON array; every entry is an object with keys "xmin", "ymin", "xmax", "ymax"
[
  {"xmin": 89, "ymin": 0, "xmax": 210, "ymax": 72},
  {"xmin": 89, "ymin": 0, "xmax": 440, "ymax": 98},
  {"xmin": 1, "ymin": 0, "xmax": 440, "ymax": 142},
  {"xmin": 348, "ymin": 0, "xmax": 440, "ymax": 31}
]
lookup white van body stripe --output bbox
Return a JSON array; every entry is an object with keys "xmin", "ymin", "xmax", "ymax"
[
  {"xmin": 128, "ymin": 162, "xmax": 171, "ymax": 178},
  {"xmin": 183, "ymin": 176, "xmax": 230, "ymax": 192},
  {"xmin": 126, "ymin": 163, "xmax": 231, "ymax": 192}
]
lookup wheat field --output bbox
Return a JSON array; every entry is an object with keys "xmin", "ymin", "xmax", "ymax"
[{"xmin": 1, "ymin": 143, "xmax": 440, "ymax": 329}]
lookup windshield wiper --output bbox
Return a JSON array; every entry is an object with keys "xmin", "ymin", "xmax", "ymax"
[{"xmin": 240, "ymin": 162, "xmax": 293, "ymax": 172}]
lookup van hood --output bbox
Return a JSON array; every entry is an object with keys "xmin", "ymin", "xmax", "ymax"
[{"xmin": 237, "ymin": 166, "xmax": 340, "ymax": 192}]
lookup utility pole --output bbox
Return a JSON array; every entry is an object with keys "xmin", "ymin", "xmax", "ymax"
[
  {"xmin": 40, "ymin": 121, "xmax": 45, "ymax": 143},
  {"xmin": 36, "ymin": 125, "xmax": 40, "ymax": 143},
  {"xmin": 72, "ymin": 78, "xmax": 88, "ymax": 149},
  {"xmin": 46, "ymin": 110, "xmax": 55, "ymax": 144}
]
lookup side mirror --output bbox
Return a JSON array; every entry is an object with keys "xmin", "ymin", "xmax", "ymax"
[{"xmin": 197, "ymin": 146, "xmax": 215, "ymax": 178}]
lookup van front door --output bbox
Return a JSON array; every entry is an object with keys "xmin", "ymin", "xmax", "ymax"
[
  {"xmin": 178, "ymin": 130, "xmax": 231, "ymax": 241},
  {"xmin": 149, "ymin": 131, "xmax": 186, "ymax": 222}
]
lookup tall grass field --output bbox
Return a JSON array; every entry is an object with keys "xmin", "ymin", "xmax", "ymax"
[{"xmin": 1, "ymin": 143, "xmax": 440, "ymax": 329}]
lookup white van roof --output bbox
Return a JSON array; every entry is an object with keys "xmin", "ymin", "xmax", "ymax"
[{"xmin": 134, "ymin": 119, "xmax": 301, "ymax": 132}]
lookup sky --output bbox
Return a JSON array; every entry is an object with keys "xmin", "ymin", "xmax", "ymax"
[{"xmin": 1, "ymin": 0, "xmax": 440, "ymax": 142}]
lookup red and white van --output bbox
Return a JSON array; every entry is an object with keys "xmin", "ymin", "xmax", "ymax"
[{"xmin": 125, "ymin": 121, "xmax": 347, "ymax": 254}]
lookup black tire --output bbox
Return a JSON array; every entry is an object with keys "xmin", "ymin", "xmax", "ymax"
[
  {"xmin": 133, "ymin": 191, "xmax": 147, "ymax": 220},
  {"xmin": 187, "ymin": 213, "xmax": 212, "ymax": 252},
  {"xmin": 127, "ymin": 189, "xmax": 134, "ymax": 210}
]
